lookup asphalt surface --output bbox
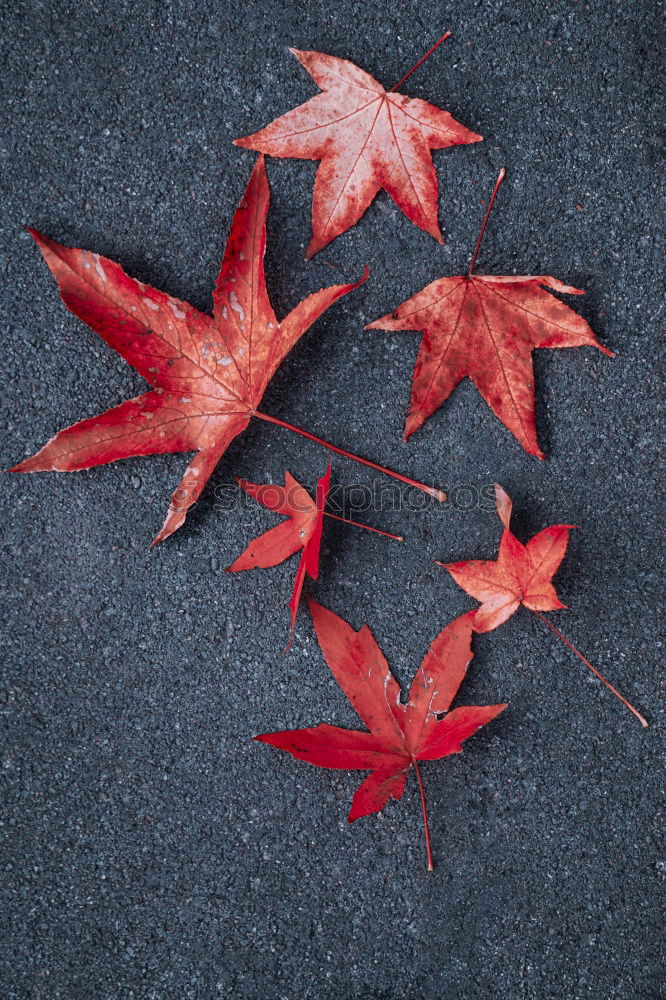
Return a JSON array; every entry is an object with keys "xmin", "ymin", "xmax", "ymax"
[{"xmin": 1, "ymin": 2, "xmax": 664, "ymax": 997}]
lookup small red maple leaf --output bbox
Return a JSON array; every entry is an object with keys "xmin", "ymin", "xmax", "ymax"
[
  {"xmin": 367, "ymin": 169, "xmax": 614, "ymax": 458},
  {"xmin": 228, "ymin": 465, "xmax": 331, "ymax": 648},
  {"xmin": 256, "ymin": 598, "xmax": 507, "ymax": 870},
  {"xmin": 227, "ymin": 464, "xmax": 402, "ymax": 647},
  {"xmin": 437, "ymin": 483, "xmax": 647, "ymax": 727},
  {"xmin": 235, "ymin": 38, "xmax": 481, "ymax": 257},
  {"xmin": 440, "ymin": 483, "xmax": 574, "ymax": 633},
  {"xmin": 10, "ymin": 157, "xmax": 368, "ymax": 544}
]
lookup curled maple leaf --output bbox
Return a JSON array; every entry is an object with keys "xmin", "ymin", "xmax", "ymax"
[
  {"xmin": 234, "ymin": 37, "xmax": 482, "ymax": 257},
  {"xmin": 367, "ymin": 168, "xmax": 614, "ymax": 457},
  {"xmin": 227, "ymin": 464, "xmax": 402, "ymax": 648},
  {"xmin": 437, "ymin": 483, "xmax": 647, "ymax": 727},
  {"xmin": 256, "ymin": 599, "xmax": 507, "ymax": 870},
  {"xmin": 230, "ymin": 464, "xmax": 330, "ymax": 649}
]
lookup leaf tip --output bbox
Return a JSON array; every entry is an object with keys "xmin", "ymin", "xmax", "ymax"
[
  {"xmin": 252, "ymin": 733, "xmax": 271, "ymax": 744},
  {"xmin": 250, "ymin": 152, "xmax": 267, "ymax": 177},
  {"xmin": 402, "ymin": 420, "xmax": 418, "ymax": 442},
  {"xmin": 151, "ymin": 511, "xmax": 183, "ymax": 547},
  {"xmin": 305, "ymin": 233, "xmax": 328, "ymax": 259},
  {"xmin": 25, "ymin": 225, "xmax": 46, "ymax": 249},
  {"xmin": 283, "ymin": 614, "xmax": 299, "ymax": 654},
  {"xmin": 402, "ymin": 411, "xmax": 423, "ymax": 442}
]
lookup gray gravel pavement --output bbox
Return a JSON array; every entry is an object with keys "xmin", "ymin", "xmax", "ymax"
[{"xmin": 1, "ymin": 1, "xmax": 663, "ymax": 997}]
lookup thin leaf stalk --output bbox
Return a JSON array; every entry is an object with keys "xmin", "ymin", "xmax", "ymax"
[
  {"xmin": 533, "ymin": 611, "xmax": 648, "ymax": 728},
  {"xmin": 467, "ymin": 167, "xmax": 506, "ymax": 276},
  {"xmin": 389, "ymin": 31, "xmax": 452, "ymax": 93},
  {"xmin": 253, "ymin": 410, "xmax": 446, "ymax": 502},
  {"xmin": 412, "ymin": 757, "xmax": 434, "ymax": 872},
  {"xmin": 323, "ymin": 510, "xmax": 403, "ymax": 542}
]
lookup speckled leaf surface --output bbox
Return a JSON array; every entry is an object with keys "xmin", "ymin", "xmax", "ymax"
[
  {"xmin": 235, "ymin": 48, "xmax": 481, "ymax": 257},
  {"xmin": 368, "ymin": 273, "xmax": 613, "ymax": 458}
]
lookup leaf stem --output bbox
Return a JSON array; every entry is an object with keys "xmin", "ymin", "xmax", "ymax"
[
  {"xmin": 323, "ymin": 510, "xmax": 403, "ymax": 542},
  {"xmin": 389, "ymin": 31, "xmax": 452, "ymax": 93},
  {"xmin": 412, "ymin": 758, "xmax": 434, "ymax": 872},
  {"xmin": 533, "ymin": 611, "xmax": 648, "ymax": 728},
  {"xmin": 253, "ymin": 410, "xmax": 446, "ymax": 502},
  {"xmin": 467, "ymin": 167, "xmax": 506, "ymax": 276}
]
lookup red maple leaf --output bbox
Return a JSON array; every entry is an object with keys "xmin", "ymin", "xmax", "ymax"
[
  {"xmin": 228, "ymin": 465, "xmax": 331, "ymax": 647},
  {"xmin": 234, "ymin": 36, "xmax": 481, "ymax": 258},
  {"xmin": 367, "ymin": 169, "xmax": 614, "ymax": 457},
  {"xmin": 437, "ymin": 483, "xmax": 647, "ymax": 727},
  {"xmin": 9, "ymin": 157, "xmax": 369, "ymax": 544},
  {"xmin": 256, "ymin": 598, "xmax": 506, "ymax": 870},
  {"xmin": 227, "ymin": 464, "xmax": 402, "ymax": 647}
]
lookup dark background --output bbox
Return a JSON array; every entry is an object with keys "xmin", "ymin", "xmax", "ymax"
[{"xmin": 1, "ymin": 1, "xmax": 663, "ymax": 997}]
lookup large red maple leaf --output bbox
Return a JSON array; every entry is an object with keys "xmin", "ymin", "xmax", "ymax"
[
  {"xmin": 437, "ymin": 483, "xmax": 647, "ymax": 727},
  {"xmin": 256, "ymin": 599, "xmax": 506, "ymax": 870},
  {"xmin": 367, "ymin": 168, "xmax": 613, "ymax": 457},
  {"xmin": 10, "ymin": 157, "xmax": 365, "ymax": 544},
  {"xmin": 234, "ymin": 42, "xmax": 481, "ymax": 258}
]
